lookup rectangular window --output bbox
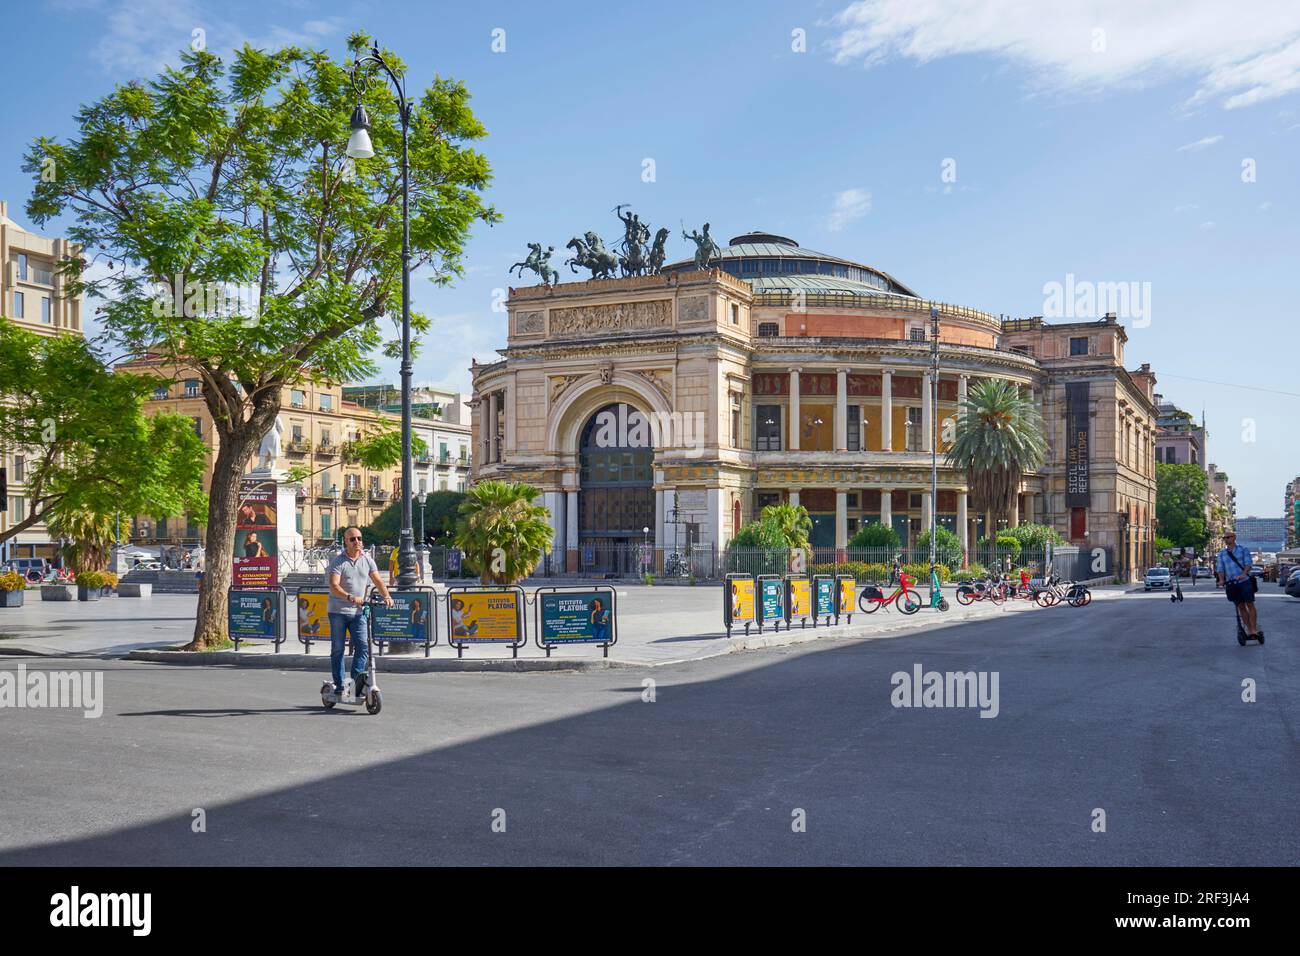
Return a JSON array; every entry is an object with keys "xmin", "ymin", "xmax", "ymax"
[
  {"xmin": 292, "ymin": 425, "xmax": 303, "ymax": 440},
  {"xmin": 184, "ymin": 379, "xmax": 200, "ymax": 398},
  {"xmin": 192, "ymin": 417, "xmax": 203, "ymax": 438},
  {"xmin": 291, "ymin": 390, "xmax": 305, "ymax": 408},
  {"xmin": 153, "ymin": 385, "xmax": 168, "ymax": 401},
  {"xmin": 909, "ymin": 327, "xmax": 925, "ymax": 342},
  {"xmin": 320, "ymin": 394, "xmax": 333, "ymax": 411},
  {"xmin": 13, "ymin": 455, "xmax": 24, "ymax": 482},
  {"xmin": 12, "ymin": 292, "xmax": 23, "ymax": 318},
  {"xmin": 906, "ymin": 407, "xmax": 922, "ymax": 451},
  {"xmin": 457, "ymin": 480, "xmax": 466, "ymax": 492},
  {"xmin": 1070, "ymin": 507, "xmax": 1087, "ymax": 539},
  {"xmin": 730, "ymin": 302, "xmax": 740, "ymax": 324},
  {"xmin": 756, "ymin": 405, "xmax": 782, "ymax": 450},
  {"xmin": 439, "ymin": 480, "xmax": 448, "ymax": 491},
  {"xmin": 321, "ymin": 512, "xmax": 331, "ymax": 538},
  {"xmin": 17, "ymin": 254, "xmax": 27, "ymax": 281},
  {"xmin": 295, "ymin": 512, "xmax": 303, "ymax": 533},
  {"xmin": 1070, "ymin": 337, "xmax": 1088, "ymax": 356},
  {"xmin": 12, "ymin": 496, "xmax": 25, "ymax": 522},
  {"xmin": 321, "ymin": 430, "xmax": 331, "ymax": 447},
  {"xmin": 731, "ymin": 404, "xmax": 741, "ymax": 448},
  {"xmin": 41, "ymin": 297, "xmax": 51, "ymax": 324},
  {"xmin": 847, "ymin": 405, "xmax": 861, "ymax": 451}
]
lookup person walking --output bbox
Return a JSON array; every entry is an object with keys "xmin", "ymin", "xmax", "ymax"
[
  {"xmin": 326, "ymin": 527, "xmax": 393, "ymax": 701},
  {"xmin": 1216, "ymin": 531, "xmax": 1262, "ymax": 640}
]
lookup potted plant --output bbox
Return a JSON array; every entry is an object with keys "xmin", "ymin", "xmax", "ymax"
[
  {"xmin": 0, "ymin": 571, "xmax": 26, "ymax": 608},
  {"xmin": 100, "ymin": 571, "xmax": 119, "ymax": 596},
  {"xmin": 76, "ymin": 570, "xmax": 106, "ymax": 602}
]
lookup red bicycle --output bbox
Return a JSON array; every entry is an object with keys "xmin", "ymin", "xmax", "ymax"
[{"xmin": 858, "ymin": 571, "xmax": 923, "ymax": 615}]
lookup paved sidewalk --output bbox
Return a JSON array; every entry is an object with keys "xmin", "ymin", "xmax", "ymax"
[{"xmin": 1, "ymin": 583, "xmax": 1128, "ymax": 670}]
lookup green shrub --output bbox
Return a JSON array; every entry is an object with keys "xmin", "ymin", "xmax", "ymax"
[
  {"xmin": 809, "ymin": 561, "xmax": 890, "ymax": 582},
  {"xmin": 848, "ymin": 521, "xmax": 899, "ymax": 550},
  {"xmin": 959, "ymin": 562, "xmax": 987, "ymax": 580},
  {"xmin": 74, "ymin": 571, "xmax": 106, "ymax": 589},
  {"xmin": 902, "ymin": 563, "xmax": 951, "ymax": 584},
  {"xmin": 0, "ymin": 571, "xmax": 26, "ymax": 592},
  {"xmin": 1003, "ymin": 523, "xmax": 1063, "ymax": 550},
  {"xmin": 914, "ymin": 527, "xmax": 963, "ymax": 569}
]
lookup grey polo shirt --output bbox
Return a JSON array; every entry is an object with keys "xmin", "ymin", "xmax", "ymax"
[{"xmin": 326, "ymin": 550, "xmax": 379, "ymax": 616}]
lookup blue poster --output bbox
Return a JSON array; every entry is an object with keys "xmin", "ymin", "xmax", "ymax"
[
  {"xmin": 540, "ymin": 591, "xmax": 612, "ymax": 644},
  {"xmin": 371, "ymin": 591, "xmax": 433, "ymax": 643},
  {"xmin": 228, "ymin": 590, "xmax": 279, "ymax": 640},
  {"xmin": 760, "ymin": 579, "xmax": 784, "ymax": 621},
  {"xmin": 447, "ymin": 549, "xmax": 462, "ymax": 574},
  {"xmin": 815, "ymin": 578, "xmax": 834, "ymax": 616}
]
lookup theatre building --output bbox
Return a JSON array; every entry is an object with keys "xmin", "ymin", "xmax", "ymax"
[{"xmin": 471, "ymin": 232, "xmax": 1157, "ymax": 579}]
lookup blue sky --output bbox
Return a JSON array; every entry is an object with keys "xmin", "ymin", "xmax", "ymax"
[{"xmin": 3, "ymin": 0, "xmax": 1298, "ymax": 516}]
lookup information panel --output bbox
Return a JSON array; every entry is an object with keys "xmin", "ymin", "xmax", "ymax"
[
  {"xmin": 815, "ymin": 576, "xmax": 835, "ymax": 618},
  {"xmin": 228, "ymin": 590, "xmax": 280, "ymax": 641},
  {"xmin": 371, "ymin": 591, "xmax": 434, "ymax": 644},
  {"xmin": 233, "ymin": 478, "xmax": 278, "ymax": 589},
  {"xmin": 838, "ymin": 577, "xmax": 856, "ymax": 615},
  {"xmin": 728, "ymin": 578, "xmax": 755, "ymax": 622},
  {"xmin": 449, "ymin": 589, "xmax": 520, "ymax": 643},
  {"xmin": 789, "ymin": 578, "xmax": 811, "ymax": 620},
  {"xmin": 297, "ymin": 591, "xmax": 332, "ymax": 642},
  {"xmin": 539, "ymin": 591, "xmax": 614, "ymax": 645},
  {"xmin": 760, "ymin": 578, "xmax": 784, "ymax": 622}
]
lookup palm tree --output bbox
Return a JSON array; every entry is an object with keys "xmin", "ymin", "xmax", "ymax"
[
  {"xmin": 47, "ymin": 507, "xmax": 122, "ymax": 573},
  {"xmin": 454, "ymin": 480, "xmax": 554, "ymax": 584},
  {"xmin": 946, "ymin": 379, "xmax": 1047, "ymax": 526},
  {"xmin": 759, "ymin": 502, "xmax": 813, "ymax": 552}
]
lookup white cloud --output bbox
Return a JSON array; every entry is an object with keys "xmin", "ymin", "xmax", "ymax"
[
  {"xmin": 1176, "ymin": 135, "xmax": 1223, "ymax": 151},
  {"xmin": 826, "ymin": 188, "xmax": 872, "ymax": 231},
  {"xmin": 84, "ymin": 0, "xmax": 344, "ymax": 77},
  {"xmin": 828, "ymin": 0, "xmax": 1300, "ymax": 110}
]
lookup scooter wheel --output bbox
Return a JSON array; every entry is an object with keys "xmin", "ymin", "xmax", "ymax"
[
  {"xmin": 937, "ymin": 598, "xmax": 949, "ymax": 611},
  {"xmin": 365, "ymin": 689, "xmax": 383, "ymax": 715},
  {"xmin": 320, "ymin": 682, "xmax": 336, "ymax": 709},
  {"xmin": 1257, "ymin": 631, "xmax": 1264, "ymax": 645},
  {"xmin": 1236, "ymin": 631, "xmax": 1247, "ymax": 646}
]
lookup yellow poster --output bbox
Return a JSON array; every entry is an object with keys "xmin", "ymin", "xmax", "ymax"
[
  {"xmin": 838, "ymin": 579, "xmax": 856, "ymax": 614},
  {"xmin": 296, "ymin": 592, "xmax": 331, "ymax": 640},
  {"xmin": 789, "ymin": 579, "xmax": 811, "ymax": 617},
  {"xmin": 728, "ymin": 578, "xmax": 755, "ymax": 622},
  {"xmin": 450, "ymin": 590, "xmax": 520, "ymax": 642}
]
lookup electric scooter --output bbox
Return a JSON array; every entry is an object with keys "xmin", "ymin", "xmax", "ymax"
[{"xmin": 319, "ymin": 596, "xmax": 383, "ymax": 715}]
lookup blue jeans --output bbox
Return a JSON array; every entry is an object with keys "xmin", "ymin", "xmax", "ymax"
[{"xmin": 328, "ymin": 612, "xmax": 370, "ymax": 693}]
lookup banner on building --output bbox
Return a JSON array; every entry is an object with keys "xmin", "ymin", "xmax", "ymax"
[{"xmin": 1065, "ymin": 382, "xmax": 1090, "ymax": 508}]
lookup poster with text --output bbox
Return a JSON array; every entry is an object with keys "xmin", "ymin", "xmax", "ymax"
[
  {"xmin": 449, "ymin": 590, "xmax": 520, "ymax": 643},
  {"xmin": 234, "ymin": 478, "xmax": 278, "ymax": 588},
  {"xmin": 728, "ymin": 578, "xmax": 755, "ymax": 622},
  {"xmin": 838, "ymin": 578, "xmax": 856, "ymax": 614},
  {"xmin": 760, "ymin": 578, "xmax": 784, "ymax": 621},
  {"xmin": 789, "ymin": 578, "xmax": 811, "ymax": 618},
  {"xmin": 296, "ymin": 592, "xmax": 331, "ymax": 641},
  {"xmin": 539, "ymin": 591, "xmax": 613, "ymax": 644},
  {"xmin": 371, "ymin": 591, "xmax": 433, "ymax": 643},
  {"xmin": 228, "ymin": 590, "xmax": 280, "ymax": 640},
  {"xmin": 816, "ymin": 578, "xmax": 834, "ymax": 617}
]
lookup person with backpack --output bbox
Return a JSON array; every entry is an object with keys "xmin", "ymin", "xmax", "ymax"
[{"xmin": 1216, "ymin": 531, "xmax": 1262, "ymax": 640}]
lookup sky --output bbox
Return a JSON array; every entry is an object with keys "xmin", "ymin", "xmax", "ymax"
[{"xmin": 2, "ymin": 0, "xmax": 1298, "ymax": 516}]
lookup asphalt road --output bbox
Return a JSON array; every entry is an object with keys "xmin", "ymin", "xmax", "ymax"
[{"xmin": 1, "ymin": 587, "xmax": 1296, "ymax": 865}]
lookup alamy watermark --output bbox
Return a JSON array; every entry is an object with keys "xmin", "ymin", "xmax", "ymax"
[
  {"xmin": 1042, "ymin": 273, "xmax": 1151, "ymax": 328},
  {"xmin": 0, "ymin": 664, "xmax": 103, "ymax": 718},
  {"xmin": 891, "ymin": 663, "xmax": 999, "ymax": 718},
  {"xmin": 592, "ymin": 403, "xmax": 706, "ymax": 459}
]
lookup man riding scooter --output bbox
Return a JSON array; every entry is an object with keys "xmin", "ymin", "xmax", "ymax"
[{"xmin": 326, "ymin": 528, "xmax": 393, "ymax": 702}]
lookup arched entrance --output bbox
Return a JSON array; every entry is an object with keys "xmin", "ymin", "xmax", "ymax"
[{"xmin": 578, "ymin": 402, "xmax": 655, "ymax": 574}]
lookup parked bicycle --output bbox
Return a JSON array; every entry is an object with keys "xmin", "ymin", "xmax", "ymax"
[
  {"xmin": 859, "ymin": 569, "xmax": 923, "ymax": 615},
  {"xmin": 955, "ymin": 575, "xmax": 1006, "ymax": 605}
]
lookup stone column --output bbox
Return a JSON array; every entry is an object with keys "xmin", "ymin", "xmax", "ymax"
[
  {"xmin": 566, "ymin": 489, "xmax": 579, "ymax": 572},
  {"xmin": 486, "ymin": 391, "xmax": 498, "ymax": 463},
  {"xmin": 957, "ymin": 373, "xmax": 968, "ymax": 407},
  {"xmin": 879, "ymin": 487, "xmax": 892, "ymax": 532},
  {"xmin": 836, "ymin": 367, "xmax": 848, "ymax": 452},
  {"xmin": 881, "ymin": 368, "xmax": 893, "ymax": 451},
  {"xmin": 1009, "ymin": 489, "xmax": 1020, "ymax": 528},
  {"xmin": 1023, "ymin": 491, "xmax": 1035, "ymax": 525},
  {"xmin": 545, "ymin": 491, "xmax": 565, "ymax": 556},
  {"xmin": 835, "ymin": 489, "xmax": 848, "ymax": 556},
  {"xmin": 957, "ymin": 489, "xmax": 969, "ymax": 560},
  {"xmin": 654, "ymin": 488, "xmax": 666, "ymax": 573},
  {"xmin": 789, "ymin": 368, "xmax": 801, "ymax": 451},
  {"xmin": 921, "ymin": 372, "xmax": 933, "ymax": 454},
  {"xmin": 921, "ymin": 490, "xmax": 933, "ymax": 543},
  {"xmin": 789, "ymin": 489, "xmax": 800, "ymax": 509}
]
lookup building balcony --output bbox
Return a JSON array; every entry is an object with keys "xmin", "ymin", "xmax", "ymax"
[
  {"xmin": 316, "ymin": 443, "xmax": 338, "ymax": 457},
  {"xmin": 286, "ymin": 438, "xmax": 311, "ymax": 455},
  {"xmin": 369, "ymin": 488, "xmax": 390, "ymax": 501},
  {"xmin": 416, "ymin": 452, "xmax": 436, "ymax": 465},
  {"xmin": 343, "ymin": 487, "xmax": 364, "ymax": 502}
]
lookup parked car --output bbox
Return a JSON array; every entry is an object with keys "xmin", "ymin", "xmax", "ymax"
[
  {"xmin": 1144, "ymin": 567, "xmax": 1172, "ymax": 591},
  {"xmin": 1191, "ymin": 566, "xmax": 1214, "ymax": 580},
  {"xmin": 1285, "ymin": 568, "xmax": 1300, "ymax": 599},
  {"xmin": 5, "ymin": 558, "xmax": 50, "ymax": 582}
]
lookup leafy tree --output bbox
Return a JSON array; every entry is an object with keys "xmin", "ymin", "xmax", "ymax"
[
  {"xmin": 757, "ymin": 503, "xmax": 812, "ymax": 551},
  {"xmin": 1154, "ymin": 534, "xmax": 1175, "ymax": 554},
  {"xmin": 364, "ymin": 489, "xmax": 466, "ymax": 546},
  {"xmin": 729, "ymin": 520, "xmax": 786, "ymax": 551},
  {"xmin": 0, "ymin": 323, "xmax": 206, "ymax": 548},
  {"xmin": 946, "ymin": 379, "xmax": 1047, "ymax": 525},
  {"xmin": 848, "ymin": 521, "xmax": 900, "ymax": 550},
  {"xmin": 915, "ymin": 526, "xmax": 963, "ymax": 568},
  {"xmin": 24, "ymin": 37, "xmax": 497, "ymax": 647},
  {"xmin": 47, "ymin": 508, "xmax": 122, "ymax": 573},
  {"xmin": 454, "ymin": 481, "xmax": 553, "ymax": 584},
  {"xmin": 1002, "ymin": 522, "xmax": 1063, "ymax": 551},
  {"xmin": 1155, "ymin": 462, "xmax": 1209, "ymax": 550}
]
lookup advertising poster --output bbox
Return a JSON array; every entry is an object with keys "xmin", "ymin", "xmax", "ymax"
[
  {"xmin": 296, "ymin": 592, "xmax": 331, "ymax": 641},
  {"xmin": 728, "ymin": 578, "xmax": 755, "ymax": 622},
  {"xmin": 539, "ymin": 591, "xmax": 613, "ymax": 645},
  {"xmin": 760, "ymin": 578, "xmax": 784, "ymax": 621},
  {"xmin": 234, "ymin": 478, "xmax": 278, "ymax": 588},
  {"xmin": 371, "ymin": 591, "xmax": 433, "ymax": 643},
  {"xmin": 228, "ymin": 590, "xmax": 280, "ymax": 640},
  {"xmin": 449, "ymin": 590, "xmax": 520, "ymax": 643},
  {"xmin": 838, "ymin": 578, "xmax": 856, "ymax": 614},
  {"xmin": 1065, "ymin": 382, "xmax": 1090, "ymax": 507},
  {"xmin": 789, "ymin": 578, "xmax": 811, "ymax": 618},
  {"xmin": 447, "ymin": 549, "xmax": 462, "ymax": 575},
  {"xmin": 815, "ymin": 577, "xmax": 834, "ymax": 617}
]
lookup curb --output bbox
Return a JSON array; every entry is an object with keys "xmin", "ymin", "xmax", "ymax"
[{"xmin": 123, "ymin": 649, "xmax": 628, "ymax": 673}]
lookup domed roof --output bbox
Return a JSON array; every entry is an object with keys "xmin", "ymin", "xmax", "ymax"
[{"xmin": 663, "ymin": 230, "xmax": 919, "ymax": 299}]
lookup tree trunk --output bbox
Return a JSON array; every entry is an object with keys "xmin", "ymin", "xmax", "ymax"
[{"xmin": 184, "ymin": 422, "xmax": 266, "ymax": 650}]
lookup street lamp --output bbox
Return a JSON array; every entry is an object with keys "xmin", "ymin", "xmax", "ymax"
[
  {"xmin": 417, "ymin": 490, "xmax": 428, "ymax": 582},
  {"xmin": 928, "ymin": 306, "xmax": 940, "ymax": 599},
  {"xmin": 348, "ymin": 42, "xmax": 418, "ymax": 588},
  {"xmin": 330, "ymin": 484, "xmax": 340, "ymax": 546}
]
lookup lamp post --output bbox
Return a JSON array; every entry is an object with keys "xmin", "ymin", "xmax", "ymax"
[
  {"xmin": 928, "ymin": 306, "xmax": 940, "ymax": 600},
  {"xmin": 330, "ymin": 484, "xmax": 340, "ymax": 546},
  {"xmin": 417, "ymin": 490, "xmax": 427, "ymax": 582},
  {"xmin": 347, "ymin": 43, "xmax": 418, "ymax": 587}
]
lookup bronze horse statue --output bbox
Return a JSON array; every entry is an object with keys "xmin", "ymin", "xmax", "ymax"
[
  {"xmin": 509, "ymin": 242, "xmax": 558, "ymax": 286},
  {"xmin": 565, "ymin": 232, "xmax": 620, "ymax": 280}
]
